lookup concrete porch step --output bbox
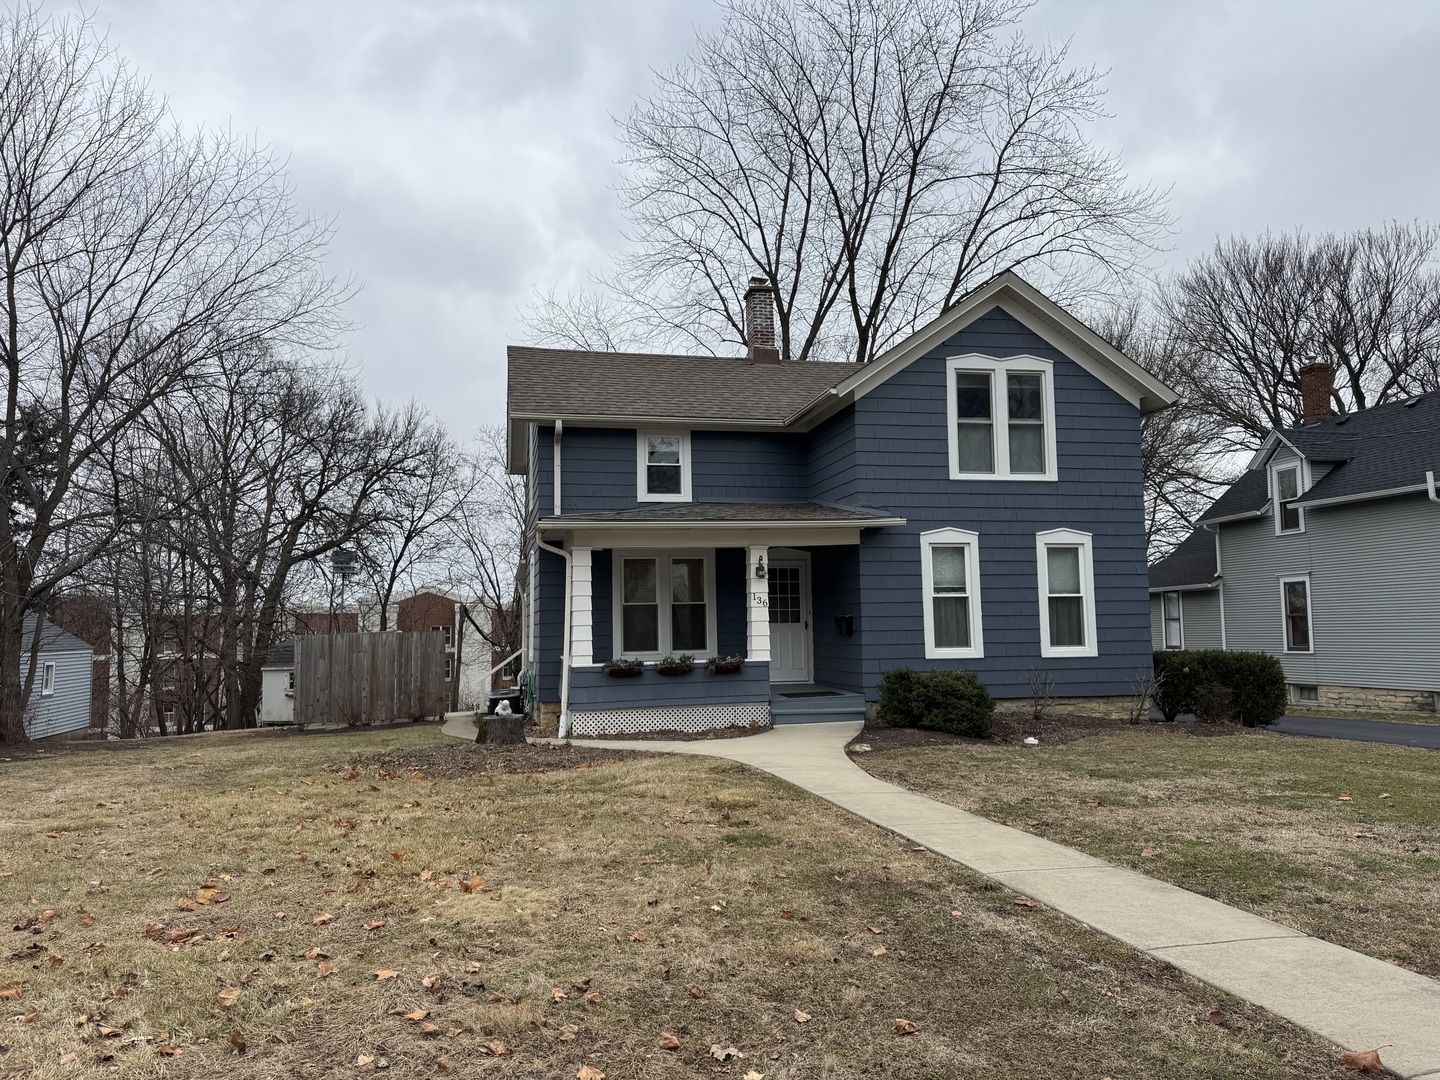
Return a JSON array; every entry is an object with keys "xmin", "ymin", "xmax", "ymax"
[{"xmin": 770, "ymin": 685, "xmax": 867, "ymax": 725}]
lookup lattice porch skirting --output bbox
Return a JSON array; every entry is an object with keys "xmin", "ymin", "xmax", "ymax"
[{"xmin": 569, "ymin": 701, "xmax": 771, "ymax": 737}]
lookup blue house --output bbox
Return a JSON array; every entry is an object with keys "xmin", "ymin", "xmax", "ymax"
[{"xmin": 507, "ymin": 272, "xmax": 1177, "ymax": 736}]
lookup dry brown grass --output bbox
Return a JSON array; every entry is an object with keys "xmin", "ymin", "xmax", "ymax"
[
  {"xmin": 859, "ymin": 725, "xmax": 1440, "ymax": 978},
  {"xmin": 0, "ymin": 726, "xmax": 1351, "ymax": 1078}
]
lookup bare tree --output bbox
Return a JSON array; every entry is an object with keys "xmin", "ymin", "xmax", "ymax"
[
  {"xmin": 0, "ymin": 9, "xmax": 345, "ymax": 742},
  {"xmin": 1164, "ymin": 223, "xmax": 1440, "ymax": 453},
  {"xmin": 528, "ymin": 0, "xmax": 1169, "ymax": 363},
  {"xmin": 1090, "ymin": 297, "xmax": 1233, "ymax": 556},
  {"xmin": 448, "ymin": 425, "xmax": 526, "ymax": 669}
]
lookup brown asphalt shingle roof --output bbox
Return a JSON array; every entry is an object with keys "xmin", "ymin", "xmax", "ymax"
[{"xmin": 507, "ymin": 347, "xmax": 866, "ymax": 424}]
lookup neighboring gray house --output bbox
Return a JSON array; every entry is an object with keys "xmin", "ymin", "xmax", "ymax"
[
  {"xmin": 509, "ymin": 271, "xmax": 1178, "ymax": 736},
  {"xmin": 1150, "ymin": 368, "xmax": 1440, "ymax": 713},
  {"xmin": 20, "ymin": 615, "xmax": 95, "ymax": 740}
]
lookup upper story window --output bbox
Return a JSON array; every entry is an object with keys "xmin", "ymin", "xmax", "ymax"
[
  {"xmin": 432, "ymin": 624, "xmax": 454, "ymax": 650},
  {"xmin": 637, "ymin": 432, "xmax": 691, "ymax": 502},
  {"xmin": 919, "ymin": 528, "xmax": 984, "ymax": 659},
  {"xmin": 1036, "ymin": 528, "xmax": 1098, "ymax": 657},
  {"xmin": 1272, "ymin": 462, "xmax": 1304, "ymax": 533},
  {"xmin": 946, "ymin": 356, "xmax": 1057, "ymax": 481}
]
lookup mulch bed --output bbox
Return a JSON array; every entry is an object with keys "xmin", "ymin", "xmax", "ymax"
[
  {"xmin": 334, "ymin": 739, "xmax": 650, "ymax": 779},
  {"xmin": 852, "ymin": 711, "xmax": 1240, "ymax": 752}
]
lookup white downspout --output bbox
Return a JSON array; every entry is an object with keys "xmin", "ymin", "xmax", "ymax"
[
  {"xmin": 541, "ymin": 420, "xmax": 572, "ymax": 739},
  {"xmin": 1428, "ymin": 471, "xmax": 1439, "ymax": 504}
]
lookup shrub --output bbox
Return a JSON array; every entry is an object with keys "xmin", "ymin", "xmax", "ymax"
[
  {"xmin": 602, "ymin": 657, "xmax": 644, "ymax": 677},
  {"xmin": 878, "ymin": 668, "xmax": 994, "ymax": 738},
  {"xmin": 1152, "ymin": 650, "xmax": 1287, "ymax": 726}
]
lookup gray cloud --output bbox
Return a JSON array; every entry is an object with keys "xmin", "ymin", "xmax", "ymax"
[{"xmin": 94, "ymin": 0, "xmax": 1440, "ymax": 433}]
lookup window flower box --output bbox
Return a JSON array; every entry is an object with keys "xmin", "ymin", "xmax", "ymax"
[
  {"xmin": 655, "ymin": 654, "xmax": 695, "ymax": 676},
  {"xmin": 602, "ymin": 658, "xmax": 645, "ymax": 678},
  {"xmin": 705, "ymin": 655, "xmax": 745, "ymax": 675}
]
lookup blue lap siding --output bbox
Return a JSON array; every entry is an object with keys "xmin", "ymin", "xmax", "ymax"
[{"xmin": 529, "ymin": 305, "xmax": 1153, "ymax": 705}]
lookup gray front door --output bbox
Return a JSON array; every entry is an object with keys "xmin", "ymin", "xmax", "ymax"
[{"xmin": 768, "ymin": 561, "xmax": 810, "ymax": 683}]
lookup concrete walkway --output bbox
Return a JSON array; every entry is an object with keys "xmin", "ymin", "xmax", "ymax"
[{"xmin": 443, "ymin": 716, "xmax": 1440, "ymax": 1077}]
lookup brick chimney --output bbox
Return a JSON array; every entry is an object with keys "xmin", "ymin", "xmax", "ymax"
[
  {"xmin": 1298, "ymin": 361, "xmax": 1333, "ymax": 424},
  {"xmin": 744, "ymin": 276, "xmax": 781, "ymax": 364}
]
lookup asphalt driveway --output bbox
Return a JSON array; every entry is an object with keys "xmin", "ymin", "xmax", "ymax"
[{"xmin": 1272, "ymin": 714, "xmax": 1440, "ymax": 749}]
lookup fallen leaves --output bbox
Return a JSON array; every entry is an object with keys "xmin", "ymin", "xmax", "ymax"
[
  {"xmin": 1339, "ymin": 793, "xmax": 1353, "ymax": 802},
  {"xmin": 658, "ymin": 1032, "xmax": 681, "ymax": 1050},
  {"xmin": 363, "ymin": 919, "xmax": 386, "ymax": 931},
  {"xmin": 710, "ymin": 1044, "xmax": 741, "ymax": 1062},
  {"xmin": 893, "ymin": 1018, "xmax": 921, "ymax": 1035},
  {"xmin": 578, "ymin": 1066, "xmax": 606, "ymax": 1080},
  {"xmin": 1013, "ymin": 898, "xmax": 1037, "ymax": 908},
  {"xmin": 1341, "ymin": 1047, "xmax": 1386, "ymax": 1073},
  {"xmin": 0, "ymin": 984, "xmax": 21, "ymax": 1000},
  {"xmin": 794, "ymin": 1009, "xmax": 811, "ymax": 1023},
  {"xmin": 217, "ymin": 987, "xmax": 242, "ymax": 1008},
  {"xmin": 312, "ymin": 912, "xmax": 333, "ymax": 926},
  {"xmin": 1140, "ymin": 848, "xmax": 1160, "ymax": 858},
  {"xmin": 479, "ymin": 1040, "xmax": 511, "ymax": 1056},
  {"xmin": 316, "ymin": 961, "xmax": 336, "ymax": 978},
  {"xmin": 374, "ymin": 970, "xmax": 399, "ymax": 981},
  {"xmin": 871, "ymin": 946, "xmax": 887, "ymax": 956}
]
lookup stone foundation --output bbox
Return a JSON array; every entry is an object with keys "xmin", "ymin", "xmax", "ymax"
[
  {"xmin": 1305, "ymin": 684, "xmax": 1439, "ymax": 714},
  {"xmin": 534, "ymin": 702, "xmax": 561, "ymax": 736}
]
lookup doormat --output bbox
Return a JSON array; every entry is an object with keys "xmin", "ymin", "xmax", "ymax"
[{"xmin": 779, "ymin": 690, "xmax": 842, "ymax": 698}]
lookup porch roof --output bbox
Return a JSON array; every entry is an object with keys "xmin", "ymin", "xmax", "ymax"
[{"xmin": 538, "ymin": 500, "xmax": 905, "ymax": 531}]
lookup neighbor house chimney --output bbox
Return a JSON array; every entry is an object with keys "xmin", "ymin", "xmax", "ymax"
[
  {"xmin": 1298, "ymin": 361, "xmax": 1334, "ymax": 424},
  {"xmin": 744, "ymin": 276, "xmax": 781, "ymax": 364}
]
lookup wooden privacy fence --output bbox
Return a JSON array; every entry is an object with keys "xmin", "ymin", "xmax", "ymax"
[{"xmin": 294, "ymin": 631, "xmax": 449, "ymax": 726}]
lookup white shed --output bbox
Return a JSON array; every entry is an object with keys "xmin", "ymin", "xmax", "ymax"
[{"xmin": 259, "ymin": 641, "xmax": 295, "ymax": 726}]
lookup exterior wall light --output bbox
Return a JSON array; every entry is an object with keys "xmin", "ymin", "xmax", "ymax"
[{"xmin": 754, "ymin": 554, "xmax": 767, "ymax": 579}]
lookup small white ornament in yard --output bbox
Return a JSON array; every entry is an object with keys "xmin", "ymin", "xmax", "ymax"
[
  {"xmin": 495, "ymin": 700, "xmax": 513, "ymax": 717},
  {"xmin": 1023, "ymin": 736, "xmax": 1039, "ymax": 746},
  {"xmin": 850, "ymin": 743, "xmax": 872, "ymax": 753}
]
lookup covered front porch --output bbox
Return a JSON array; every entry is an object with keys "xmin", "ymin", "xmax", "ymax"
[{"xmin": 535, "ymin": 502, "xmax": 902, "ymax": 736}]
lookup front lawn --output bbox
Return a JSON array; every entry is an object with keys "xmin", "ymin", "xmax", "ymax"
[
  {"xmin": 0, "ymin": 726, "xmax": 1347, "ymax": 1078},
  {"xmin": 856, "ymin": 723, "xmax": 1440, "ymax": 978}
]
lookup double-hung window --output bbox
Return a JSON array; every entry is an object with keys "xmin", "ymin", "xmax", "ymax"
[
  {"xmin": 1162, "ymin": 591, "xmax": 1183, "ymax": 650},
  {"xmin": 947, "ymin": 356, "xmax": 1057, "ymax": 481},
  {"xmin": 1281, "ymin": 576, "xmax": 1312, "ymax": 652},
  {"xmin": 616, "ymin": 553, "xmax": 713, "ymax": 658},
  {"xmin": 637, "ymin": 432, "xmax": 691, "ymax": 502},
  {"xmin": 1036, "ymin": 529, "xmax": 1098, "ymax": 657},
  {"xmin": 920, "ymin": 529, "xmax": 983, "ymax": 659},
  {"xmin": 1273, "ymin": 463, "xmax": 1304, "ymax": 533}
]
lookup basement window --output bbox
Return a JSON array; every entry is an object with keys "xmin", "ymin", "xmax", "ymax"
[{"xmin": 1291, "ymin": 684, "xmax": 1319, "ymax": 704}]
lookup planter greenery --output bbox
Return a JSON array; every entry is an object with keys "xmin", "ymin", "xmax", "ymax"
[
  {"xmin": 706, "ymin": 655, "xmax": 745, "ymax": 675},
  {"xmin": 656, "ymin": 654, "xmax": 695, "ymax": 676},
  {"xmin": 1152, "ymin": 650, "xmax": 1287, "ymax": 726},
  {"xmin": 878, "ymin": 668, "xmax": 993, "ymax": 738},
  {"xmin": 602, "ymin": 658, "xmax": 644, "ymax": 678}
]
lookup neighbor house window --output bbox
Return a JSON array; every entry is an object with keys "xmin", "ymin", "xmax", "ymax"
[
  {"xmin": 1281, "ymin": 576, "xmax": 1312, "ymax": 652},
  {"xmin": 41, "ymin": 661, "xmax": 55, "ymax": 697},
  {"xmin": 636, "ymin": 432, "xmax": 691, "ymax": 502},
  {"xmin": 1273, "ymin": 464, "xmax": 1304, "ymax": 533},
  {"xmin": 1162, "ymin": 591, "xmax": 1183, "ymax": 650},
  {"xmin": 1037, "ymin": 529, "xmax": 1098, "ymax": 657},
  {"xmin": 946, "ymin": 356, "xmax": 1057, "ymax": 481},
  {"xmin": 919, "ymin": 529, "xmax": 984, "ymax": 659},
  {"xmin": 444, "ymin": 657, "xmax": 453, "ymax": 681},
  {"xmin": 614, "ymin": 553, "xmax": 714, "ymax": 658},
  {"xmin": 432, "ymin": 624, "xmax": 453, "ymax": 650}
]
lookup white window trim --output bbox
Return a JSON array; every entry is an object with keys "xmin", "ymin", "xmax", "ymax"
[
  {"xmin": 945, "ymin": 354, "xmax": 1058, "ymax": 482},
  {"xmin": 636, "ymin": 431, "xmax": 692, "ymax": 503},
  {"xmin": 1162, "ymin": 590, "xmax": 1183, "ymax": 650},
  {"xmin": 40, "ymin": 661, "xmax": 55, "ymax": 697},
  {"xmin": 919, "ymin": 528, "xmax": 984, "ymax": 659},
  {"xmin": 1280, "ymin": 574, "xmax": 1314, "ymax": 654},
  {"xmin": 611, "ymin": 549, "xmax": 718, "ymax": 660},
  {"xmin": 1271, "ymin": 460, "xmax": 1308, "ymax": 535},
  {"xmin": 1036, "ymin": 528, "xmax": 1099, "ymax": 658}
]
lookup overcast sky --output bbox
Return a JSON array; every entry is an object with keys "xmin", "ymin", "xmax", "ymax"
[{"xmin": 95, "ymin": 0, "xmax": 1440, "ymax": 436}]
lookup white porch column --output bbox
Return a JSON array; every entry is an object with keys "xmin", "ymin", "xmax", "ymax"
[
  {"xmin": 746, "ymin": 545, "xmax": 770, "ymax": 663},
  {"xmin": 570, "ymin": 546, "xmax": 593, "ymax": 666}
]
